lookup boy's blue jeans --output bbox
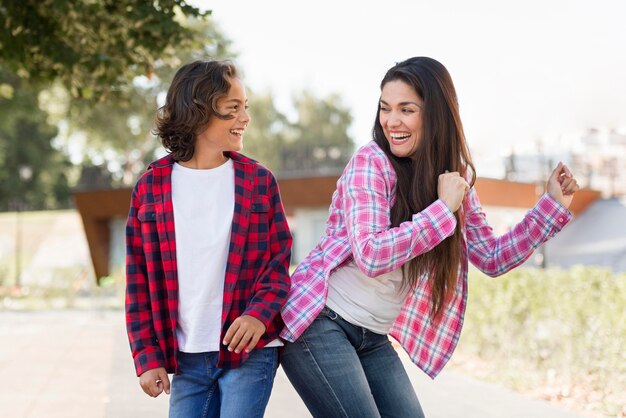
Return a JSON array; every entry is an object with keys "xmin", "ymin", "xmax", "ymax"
[
  {"xmin": 169, "ymin": 347, "xmax": 278, "ymax": 418},
  {"xmin": 281, "ymin": 306, "xmax": 425, "ymax": 418}
]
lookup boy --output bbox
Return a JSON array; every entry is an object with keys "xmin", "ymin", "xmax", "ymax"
[{"xmin": 125, "ymin": 60, "xmax": 291, "ymax": 417}]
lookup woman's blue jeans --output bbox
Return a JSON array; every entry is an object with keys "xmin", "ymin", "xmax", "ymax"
[
  {"xmin": 169, "ymin": 347, "xmax": 278, "ymax": 418},
  {"xmin": 281, "ymin": 306, "xmax": 425, "ymax": 418}
]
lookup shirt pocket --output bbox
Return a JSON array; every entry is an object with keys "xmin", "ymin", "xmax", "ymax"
[
  {"xmin": 248, "ymin": 196, "xmax": 270, "ymax": 242},
  {"xmin": 137, "ymin": 204, "xmax": 157, "ymax": 240},
  {"xmin": 138, "ymin": 204, "xmax": 156, "ymax": 222}
]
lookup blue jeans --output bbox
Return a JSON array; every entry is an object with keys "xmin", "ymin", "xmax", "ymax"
[
  {"xmin": 169, "ymin": 348, "xmax": 278, "ymax": 418},
  {"xmin": 281, "ymin": 306, "xmax": 425, "ymax": 418}
]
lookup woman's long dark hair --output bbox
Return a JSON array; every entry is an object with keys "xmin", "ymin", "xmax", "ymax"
[{"xmin": 373, "ymin": 57, "xmax": 476, "ymax": 320}]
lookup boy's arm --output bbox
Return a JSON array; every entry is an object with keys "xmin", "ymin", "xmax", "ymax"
[
  {"xmin": 242, "ymin": 173, "xmax": 292, "ymax": 327},
  {"xmin": 125, "ymin": 185, "xmax": 165, "ymax": 376}
]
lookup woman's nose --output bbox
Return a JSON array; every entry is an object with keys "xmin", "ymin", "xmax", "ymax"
[{"xmin": 387, "ymin": 113, "xmax": 401, "ymax": 127}]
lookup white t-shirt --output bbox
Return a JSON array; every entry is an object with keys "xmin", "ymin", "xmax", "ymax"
[
  {"xmin": 172, "ymin": 160, "xmax": 234, "ymax": 352},
  {"xmin": 326, "ymin": 261, "xmax": 409, "ymax": 334}
]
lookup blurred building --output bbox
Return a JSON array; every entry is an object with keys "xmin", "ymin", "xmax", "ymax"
[
  {"xmin": 570, "ymin": 128, "xmax": 626, "ymax": 197},
  {"xmin": 545, "ymin": 197, "xmax": 626, "ymax": 272},
  {"xmin": 503, "ymin": 128, "xmax": 626, "ymax": 197},
  {"xmin": 75, "ymin": 176, "xmax": 606, "ymax": 282}
]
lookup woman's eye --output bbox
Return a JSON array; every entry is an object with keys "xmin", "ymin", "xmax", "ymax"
[
  {"xmin": 380, "ymin": 107, "xmax": 390, "ymax": 112},
  {"xmin": 402, "ymin": 108, "xmax": 415, "ymax": 114}
]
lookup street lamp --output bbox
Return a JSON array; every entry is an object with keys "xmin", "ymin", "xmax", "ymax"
[{"xmin": 15, "ymin": 165, "xmax": 32, "ymax": 288}]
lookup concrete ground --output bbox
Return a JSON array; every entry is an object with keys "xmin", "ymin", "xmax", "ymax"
[{"xmin": 1, "ymin": 309, "xmax": 588, "ymax": 418}]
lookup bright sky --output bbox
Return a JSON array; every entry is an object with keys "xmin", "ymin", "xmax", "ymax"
[{"xmin": 191, "ymin": 0, "xmax": 626, "ymax": 170}]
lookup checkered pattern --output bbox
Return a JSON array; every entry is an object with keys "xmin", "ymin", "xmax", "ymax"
[
  {"xmin": 126, "ymin": 153, "xmax": 292, "ymax": 376},
  {"xmin": 280, "ymin": 140, "xmax": 571, "ymax": 378}
]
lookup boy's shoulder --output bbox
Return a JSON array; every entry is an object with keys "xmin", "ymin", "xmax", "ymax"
[
  {"xmin": 228, "ymin": 152, "xmax": 276, "ymax": 180},
  {"xmin": 148, "ymin": 153, "xmax": 175, "ymax": 169},
  {"xmin": 131, "ymin": 154, "xmax": 174, "ymax": 193},
  {"xmin": 227, "ymin": 151, "xmax": 257, "ymax": 166},
  {"xmin": 135, "ymin": 152, "xmax": 277, "ymax": 186}
]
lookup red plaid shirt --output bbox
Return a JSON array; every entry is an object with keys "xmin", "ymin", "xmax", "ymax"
[{"xmin": 125, "ymin": 152, "xmax": 292, "ymax": 376}]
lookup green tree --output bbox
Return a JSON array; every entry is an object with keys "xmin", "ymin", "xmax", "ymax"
[
  {"xmin": 243, "ymin": 91, "xmax": 292, "ymax": 172},
  {"xmin": 0, "ymin": 67, "xmax": 72, "ymax": 210},
  {"xmin": 244, "ymin": 90, "xmax": 354, "ymax": 176},
  {"xmin": 280, "ymin": 91, "xmax": 354, "ymax": 175},
  {"xmin": 47, "ymin": 17, "xmax": 234, "ymax": 186},
  {"xmin": 0, "ymin": 0, "xmax": 209, "ymax": 101}
]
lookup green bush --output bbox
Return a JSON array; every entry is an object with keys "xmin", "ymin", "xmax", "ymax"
[{"xmin": 455, "ymin": 266, "xmax": 626, "ymax": 416}]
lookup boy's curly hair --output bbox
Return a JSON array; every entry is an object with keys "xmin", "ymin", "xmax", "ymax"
[{"xmin": 154, "ymin": 60, "xmax": 238, "ymax": 161}]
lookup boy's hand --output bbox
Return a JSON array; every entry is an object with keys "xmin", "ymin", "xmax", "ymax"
[
  {"xmin": 139, "ymin": 367, "xmax": 170, "ymax": 397},
  {"xmin": 223, "ymin": 315, "xmax": 266, "ymax": 354}
]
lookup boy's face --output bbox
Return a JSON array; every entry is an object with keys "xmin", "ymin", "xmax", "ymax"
[{"xmin": 197, "ymin": 77, "xmax": 250, "ymax": 153}]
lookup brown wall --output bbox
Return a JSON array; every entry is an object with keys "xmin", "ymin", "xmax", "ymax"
[
  {"xmin": 473, "ymin": 178, "xmax": 602, "ymax": 213},
  {"xmin": 74, "ymin": 189, "xmax": 132, "ymax": 283},
  {"xmin": 75, "ymin": 177, "xmax": 601, "ymax": 281},
  {"xmin": 278, "ymin": 176, "xmax": 339, "ymax": 215}
]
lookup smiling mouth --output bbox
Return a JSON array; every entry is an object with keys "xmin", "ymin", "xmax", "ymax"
[
  {"xmin": 390, "ymin": 132, "xmax": 411, "ymax": 143},
  {"xmin": 230, "ymin": 129, "xmax": 244, "ymax": 137}
]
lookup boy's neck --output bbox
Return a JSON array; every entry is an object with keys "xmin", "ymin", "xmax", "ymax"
[{"xmin": 179, "ymin": 147, "xmax": 228, "ymax": 170}]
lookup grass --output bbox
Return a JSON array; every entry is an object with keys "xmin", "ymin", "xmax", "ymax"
[{"xmin": 452, "ymin": 266, "xmax": 626, "ymax": 417}]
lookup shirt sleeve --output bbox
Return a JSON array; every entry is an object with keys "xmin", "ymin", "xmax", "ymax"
[
  {"xmin": 343, "ymin": 150, "xmax": 457, "ymax": 278},
  {"xmin": 243, "ymin": 172, "xmax": 292, "ymax": 328},
  {"xmin": 125, "ymin": 183, "xmax": 165, "ymax": 376},
  {"xmin": 466, "ymin": 188, "xmax": 572, "ymax": 276}
]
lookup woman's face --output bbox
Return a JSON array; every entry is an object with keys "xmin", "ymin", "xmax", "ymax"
[{"xmin": 379, "ymin": 79, "xmax": 423, "ymax": 158}]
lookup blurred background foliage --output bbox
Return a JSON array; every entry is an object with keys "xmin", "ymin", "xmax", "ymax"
[
  {"xmin": 455, "ymin": 267, "xmax": 626, "ymax": 417},
  {"xmin": 0, "ymin": 0, "xmax": 355, "ymax": 210},
  {"xmin": 0, "ymin": 66, "xmax": 72, "ymax": 211},
  {"xmin": 0, "ymin": 0, "xmax": 208, "ymax": 100}
]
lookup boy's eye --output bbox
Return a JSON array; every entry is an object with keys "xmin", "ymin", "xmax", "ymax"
[{"xmin": 224, "ymin": 104, "xmax": 248, "ymax": 113}]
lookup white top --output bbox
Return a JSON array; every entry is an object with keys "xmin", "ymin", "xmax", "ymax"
[
  {"xmin": 172, "ymin": 159, "xmax": 234, "ymax": 352},
  {"xmin": 326, "ymin": 261, "xmax": 409, "ymax": 334}
]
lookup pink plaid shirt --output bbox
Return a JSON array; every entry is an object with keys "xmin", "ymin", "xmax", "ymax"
[{"xmin": 280, "ymin": 141, "xmax": 571, "ymax": 378}]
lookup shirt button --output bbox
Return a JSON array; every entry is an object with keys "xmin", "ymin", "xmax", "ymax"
[{"xmin": 558, "ymin": 218, "xmax": 564, "ymax": 222}]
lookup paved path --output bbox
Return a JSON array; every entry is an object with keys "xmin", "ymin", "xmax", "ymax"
[{"xmin": 1, "ymin": 310, "xmax": 588, "ymax": 418}]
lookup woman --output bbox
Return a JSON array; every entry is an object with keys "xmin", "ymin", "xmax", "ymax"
[{"xmin": 279, "ymin": 56, "xmax": 578, "ymax": 417}]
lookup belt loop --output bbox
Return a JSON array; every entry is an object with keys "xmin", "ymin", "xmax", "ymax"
[{"xmin": 327, "ymin": 308, "xmax": 338, "ymax": 320}]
